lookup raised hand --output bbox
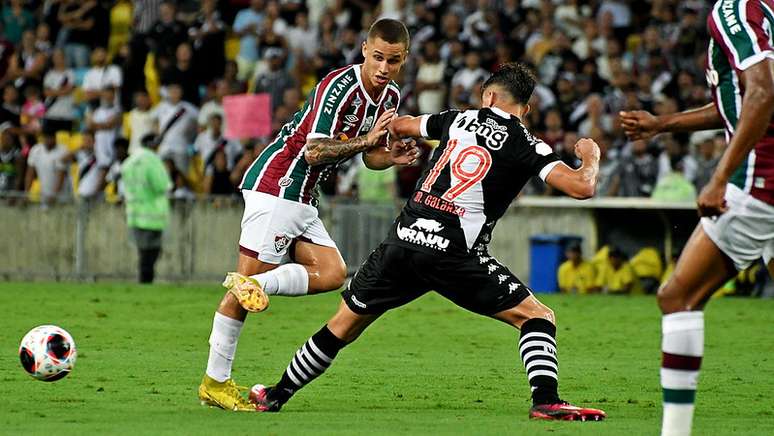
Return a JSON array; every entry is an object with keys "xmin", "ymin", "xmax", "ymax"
[{"xmin": 620, "ymin": 110, "xmax": 661, "ymax": 141}]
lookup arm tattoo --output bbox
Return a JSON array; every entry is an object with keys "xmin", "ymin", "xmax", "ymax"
[{"xmin": 305, "ymin": 135, "xmax": 373, "ymax": 166}]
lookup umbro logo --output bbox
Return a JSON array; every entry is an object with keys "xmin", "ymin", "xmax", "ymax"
[
  {"xmin": 278, "ymin": 177, "xmax": 293, "ymax": 187},
  {"xmin": 345, "ymin": 114, "xmax": 358, "ymax": 123}
]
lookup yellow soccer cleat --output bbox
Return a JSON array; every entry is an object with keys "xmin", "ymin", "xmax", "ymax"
[
  {"xmin": 223, "ymin": 272, "xmax": 269, "ymax": 312},
  {"xmin": 198, "ymin": 375, "xmax": 256, "ymax": 411}
]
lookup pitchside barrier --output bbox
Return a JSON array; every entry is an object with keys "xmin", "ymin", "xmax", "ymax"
[{"xmin": 0, "ymin": 194, "xmax": 698, "ymax": 283}]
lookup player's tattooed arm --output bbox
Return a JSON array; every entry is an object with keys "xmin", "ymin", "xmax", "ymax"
[
  {"xmin": 304, "ymin": 109, "xmax": 395, "ymax": 166},
  {"xmin": 545, "ymin": 138, "xmax": 600, "ymax": 199}
]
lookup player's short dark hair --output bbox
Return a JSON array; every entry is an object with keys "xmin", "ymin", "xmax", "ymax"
[
  {"xmin": 114, "ymin": 137, "xmax": 129, "ymax": 150},
  {"xmin": 367, "ymin": 18, "xmax": 410, "ymax": 48},
  {"xmin": 482, "ymin": 62, "xmax": 537, "ymax": 105}
]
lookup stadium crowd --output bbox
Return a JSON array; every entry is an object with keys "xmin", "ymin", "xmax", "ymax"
[{"xmin": 0, "ymin": 0, "xmax": 721, "ymax": 207}]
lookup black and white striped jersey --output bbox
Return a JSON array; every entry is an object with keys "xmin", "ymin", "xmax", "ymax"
[{"xmin": 385, "ymin": 107, "xmax": 561, "ymax": 255}]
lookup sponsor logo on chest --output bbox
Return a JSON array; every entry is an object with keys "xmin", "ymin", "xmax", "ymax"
[
  {"xmin": 455, "ymin": 116, "xmax": 509, "ymax": 150},
  {"xmin": 396, "ymin": 218, "xmax": 450, "ymax": 251},
  {"xmin": 322, "ymin": 74, "xmax": 355, "ymax": 115}
]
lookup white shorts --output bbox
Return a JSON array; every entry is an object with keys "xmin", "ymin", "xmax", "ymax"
[
  {"xmin": 701, "ymin": 184, "xmax": 774, "ymax": 270},
  {"xmin": 238, "ymin": 190, "xmax": 337, "ymax": 264}
]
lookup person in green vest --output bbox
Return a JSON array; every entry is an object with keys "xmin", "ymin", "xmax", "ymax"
[
  {"xmin": 651, "ymin": 156, "xmax": 697, "ymax": 202},
  {"xmin": 121, "ymin": 133, "xmax": 173, "ymax": 283}
]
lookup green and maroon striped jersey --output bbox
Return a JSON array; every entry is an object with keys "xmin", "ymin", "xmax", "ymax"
[
  {"xmin": 240, "ymin": 64, "xmax": 401, "ymax": 205},
  {"xmin": 706, "ymin": 0, "xmax": 774, "ymax": 204}
]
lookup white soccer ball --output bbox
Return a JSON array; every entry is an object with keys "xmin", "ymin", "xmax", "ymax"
[{"xmin": 19, "ymin": 325, "xmax": 77, "ymax": 382}]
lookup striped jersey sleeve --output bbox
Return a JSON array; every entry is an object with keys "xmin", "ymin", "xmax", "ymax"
[
  {"xmin": 306, "ymin": 66, "xmax": 359, "ymax": 140},
  {"xmin": 708, "ymin": 0, "xmax": 774, "ymax": 71}
]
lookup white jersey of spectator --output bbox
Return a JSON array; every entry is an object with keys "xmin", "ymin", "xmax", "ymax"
[
  {"xmin": 153, "ymin": 100, "xmax": 199, "ymax": 169},
  {"xmin": 197, "ymin": 100, "xmax": 225, "ymax": 130},
  {"xmin": 286, "ymin": 24, "xmax": 318, "ymax": 60},
  {"xmin": 127, "ymin": 107, "xmax": 155, "ymax": 155},
  {"xmin": 451, "ymin": 66, "xmax": 488, "ymax": 93},
  {"xmin": 43, "ymin": 68, "xmax": 75, "ymax": 121},
  {"xmin": 74, "ymin": 149, "xmax": 108, "ymax": 198},
  {"xmin": 91, "ymin": 104, "xmax": 121, "ymax": 164},
  {"xmin": 555, "ymin": 3, "xmax": 589, "ymax": 39},
  {"xmin": 597, "ymin": 0, "xmax": 632, "ymax": 29},
  {"xmin": 28, "ymin": 143, "xmax": 68, "ymax": 201},
  {"xmin": 416, "ymin": 59, "xmax": 446, "ymax": 114},
  {"xmin": 194, "ymin": 129, "xmax": 241, "ymax": 170},
  {"xmin": 233, "ymin": 7, "xmax": 264, "ymax": 62},
  {"xmin": 82, "ymin": 65, "xmax": 123, "ymax": 93}
]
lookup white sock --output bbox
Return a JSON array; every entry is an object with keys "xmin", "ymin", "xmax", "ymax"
[
  {"xmin": 661, "ymin": 311, "xmax": 704, "ymax": 436},
  {"xmin": 205, "ymin": 312, "xmax": 244, "ymax": 382},
  {"xmin": 251, "ymin": 264, "xmax": 309, "ymax": 297}
]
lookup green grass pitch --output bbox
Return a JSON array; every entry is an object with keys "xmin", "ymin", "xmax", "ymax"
[{"xmin": 1, "ymin": 283, "xmax": 773, "ymax": 435}]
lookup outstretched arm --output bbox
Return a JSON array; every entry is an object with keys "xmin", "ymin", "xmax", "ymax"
[
  {"xmin": 544, "ymin": 138, "xmax": 600, "ymax": 199},
  {"xmin": 698, "ymin": 59, "xmax": 774, "ymax": 216},
  {"xmin": 620, "ymin": 104, "xmax": 723, "ymax": 141},
  {"xmin": 304, "ymin": 108, "xmax": 395, "ymax": 166}
]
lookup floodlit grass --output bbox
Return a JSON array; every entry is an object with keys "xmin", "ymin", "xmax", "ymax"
[{"xmin": 1, "ymin": 283, "xmax": 772, "ymax": 435}]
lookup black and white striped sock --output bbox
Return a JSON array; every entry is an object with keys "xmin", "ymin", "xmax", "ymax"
[
  {"xmin": 519, "ymin": 318, "xmax": 560, "ymax": 405},
  {"xmin": 273, "ymin": 325, "xmax": 347, "ymax": 403}
]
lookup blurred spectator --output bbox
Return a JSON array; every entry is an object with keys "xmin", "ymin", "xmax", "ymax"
[
  {"xmin": 691, "ymin": 131, "xmax": 721, "ymax": 193},
  {"xmin": 203, "ymin": 146, "xmax": 238, "ymax": 196},
  {"xmin": 614, "ymin": 140, "xmax": 658, "ymax": 197},
  {"xmin": 85, "ymin": 88, "xmax": 122, "ymax": 169},
  {"xmin": 120, "ymin": 132, "xmax": 172, "ymax": 284},
  {"xmin": 415, "ymin": 40, "xmax": 446, "ymax": 114},
  {"xmin": 450, "ymin": 51, "xmax": 488, "ymax": 109},
  {"xmin": 198, "ymin": 80, "xmax": 227, "ymax": 131},
  {"xmin": 25, "ymin": 129, "xmax": 68, "ymax": 206},
  {"xmin": 594, "ymin": 247, "xmax": 640, "ymax": 294},
  {"xmin": 105, "ymin": 136, "xmax": 130, "ymax": 199},
  {"xmin": 652, "ymin": 155, "xmax": 697, "ymax": 202},
  {"xmin": 222, "ymin": 59, "xmax": 246, "ymax": 94},
  {"xmin": 127, "ymin": 90, "xmax": 155, "ymax": 155},
  {"xmin": 194, "ymin": 113, "xmax": 240, "ymax": 170},
  {"xmin": 147, "ymin": 0, "xmax": 187, "ymax": 70},
  {"xmin": 2, "ymin": 0, "xmax": 35, "ymax": 45},
  {"xmin": 252, "ymin": 47, "xmax": 295, "ymax": 112},
  {"xmin": 153, "ymin": 82, "xmax": 199, "ymax": 173},
  {"xmin": 82, "ymin": 47, "xmax": 123, "ymax": 109},
  {"xmin": 42, "ymin": 49, "xmax": 76, "ymax": 133},
  {"xmin": 556, "ymin": 131, "xmax": 581, "ymax": 170},
  {"xmin": 657, "ymin": 133, "xmax": 696, "ymax": 183},
  {"xmin": 541, "ymin": 109, "xmax": 565, "ymax": 148},
  {"xmin": 0, "ymin": 123, "xmax": 23, "ymax": 194},
  {"xmin": 21, "ymin": 85, "xmax": 45, "ymax": 134},
  {"xmin": 286, "ymin": 11, "xmax": 318, "ymax": 62},
  {"xmin": 132, "ymin": 0, "xmax": 163, "ymax": 37},
  {"xmin": 557, "ymin": 242, "xmax": 596, "ymax": 294},
  {"xmin": 594, "ymin": 132, "xmax": 619, "ymax": 197},
  {"xmin": 0, "ymin": 85, "xmax": 20, "ymax": 128},
  {"xmin": 162, "ymin": 42, "xmax": 200, "ymax": 106},
  {"xmin": 189, "ymin": 0, "xmax": 226, "ymax": 84},
  {"xmin": 58, "ymin": 0, "xmax": 98, "ymax": 68},
  {"xmin": 60, "ymin": 130, "xmax": 109, "ymax": 200},
  {"xmin": 35, "ymin": 23, "xmax": 52, "ymax": 55},
  {"xmin": 232, "ymin": 0, "xmax": 264, "ymax": 82},
  {"xmin": 6, "ymin": 30, "xmax": 47, "ymax": 91}
]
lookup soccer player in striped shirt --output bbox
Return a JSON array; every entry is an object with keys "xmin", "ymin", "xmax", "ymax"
[
  {"xmin": 198, "ymin": 18, "xmax": 419, "ymax": 411},
  {"xmin": 621, "ymin": 1, "xmax": 774, "ymax": 434}
]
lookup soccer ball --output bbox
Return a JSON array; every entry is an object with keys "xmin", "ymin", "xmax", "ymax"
[{"xmin": 19, "ymin": 325, "xmax": 77, "ymax": 382}]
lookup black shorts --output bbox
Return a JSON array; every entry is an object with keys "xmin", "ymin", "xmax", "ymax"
[{"xmin": 342, "ymin": 243, "xmax": 532, "ymax": 316}]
